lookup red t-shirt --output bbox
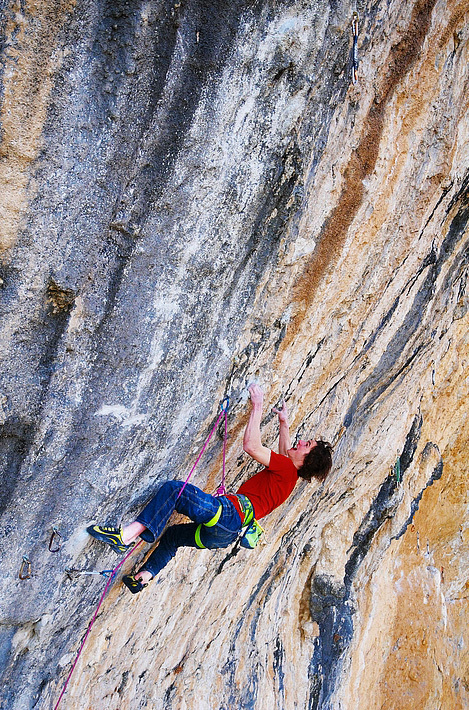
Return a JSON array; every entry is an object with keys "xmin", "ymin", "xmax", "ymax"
[{"xmin": 231, "ymin": 450, "xmax": 299, "ymax": 520}]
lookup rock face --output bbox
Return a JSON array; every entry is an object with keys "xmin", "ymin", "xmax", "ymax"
[{"xmin": 0, "ymin": 0, "xmax": 468, "ymax": 708}]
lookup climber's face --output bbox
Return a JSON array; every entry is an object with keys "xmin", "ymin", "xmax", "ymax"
[{"xmin": 287, "ymin": 440, "xmax": 317, "ymax": 468}]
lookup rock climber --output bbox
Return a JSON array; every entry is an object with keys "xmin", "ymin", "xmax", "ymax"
[{"xmin": 87, "ymin": 384, "xmax": 332, "ymax": 594}]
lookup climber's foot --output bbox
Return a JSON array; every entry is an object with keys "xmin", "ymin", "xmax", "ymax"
[
  {"xmin": 122, "ymin": 574, "xmax": 150, "ymax": 595},
  {"xmin": 86, "ymin": 524, "xmax": 135, "ymax": 554}
]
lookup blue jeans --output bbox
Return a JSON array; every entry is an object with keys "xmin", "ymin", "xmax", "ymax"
[{"xmin": 135, "ymin": 481, "xmax": 242, "ymax": 578}]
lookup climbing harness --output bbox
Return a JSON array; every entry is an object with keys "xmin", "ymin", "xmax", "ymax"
[
  {"xmin": 49, "ymin": 527, "xmax": 62, "ymax": 552},
  {"xmin": 19, "ymin": 556, "xmax": 32, "ymax": 580},
  {"xmin": 194, "ymin": 494, "xmax": 261, "ymax": 550},
  {"xmin": 235, "ymin": 494, "xmax": 255, "ymax": 527},
  {"xmin": 352, "ymin": 12, "xmax": 359, "ymax": 83},
  {"xmin": 194, "ymin": 503, "xmax": 223, "ymax": 548},
  {"xmin": 54, "ymin": 396, "xmax": 230, "ymax": 709}
]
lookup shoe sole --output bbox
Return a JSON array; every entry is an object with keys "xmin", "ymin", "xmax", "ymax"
[
  {"xmin": 86, "ymin": 526, "xmax": 131, "ymax": 554},
  {"xmin": 122, "ymin": 576, "xmax": 146, "ymax": 594}
]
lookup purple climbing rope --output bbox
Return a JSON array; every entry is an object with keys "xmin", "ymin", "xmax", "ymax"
[{"xmin": 54, "ymin": 398, "xmax": 229, "ymax": 708}]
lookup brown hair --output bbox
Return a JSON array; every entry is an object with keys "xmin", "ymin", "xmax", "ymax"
[{"xmin": 298, "ymin": 440, "xmax": 332, "ymax": 482}]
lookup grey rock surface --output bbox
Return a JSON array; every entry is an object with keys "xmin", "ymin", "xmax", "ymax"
[{"xmin": 0, "ymin": 0, "xmax": 468, "ymax": 708}]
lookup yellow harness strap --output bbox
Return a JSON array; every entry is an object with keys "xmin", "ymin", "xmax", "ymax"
[{"xmin": 195, "ymin": 503, "xmax": 222, "ymax": 549}]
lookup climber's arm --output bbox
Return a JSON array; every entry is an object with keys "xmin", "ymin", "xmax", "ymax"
[
  {"xmin": 243, "ymin": 384, "xmax": 271, "ymax": 467},
  {"xmin": 272, "ymin": 400, "xmax": 291, "ymax": 456}
]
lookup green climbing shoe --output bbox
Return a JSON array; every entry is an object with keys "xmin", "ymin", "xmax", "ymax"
[
  {"xmin": 240, "ymin": 520, "xmax": 264, "ymax": 549},
  {"xmin": 86, "ymin": 524, "xmax": 134, "ymax": 554},
  {"xmin": 123, "ymin": 574, "xmax": 149, "ymax": 595}
]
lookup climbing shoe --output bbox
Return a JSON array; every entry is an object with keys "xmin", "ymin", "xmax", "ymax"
[
  {"xmin": 86, "ymin": 524, "xmax": 134, "ymax": 554},
  {"xmin": 240, "ymin": 520, "xmax": 264, "ymax": 549},
  {"xmin": 122, "ymin": 574, "xmax": 149, "ymax": 595}
]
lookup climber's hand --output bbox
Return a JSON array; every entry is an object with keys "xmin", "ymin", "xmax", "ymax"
[
  {"xmin": 272, "ymin": 400, "xmax": 288, "ymax": 424},
  {"xmin": 248, "ymin": 383, "xmax": 264, "ymax": 406}
]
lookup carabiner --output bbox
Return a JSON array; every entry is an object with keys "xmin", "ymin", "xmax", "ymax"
[
  {"xmin": 220, "ymin": 397, "xmax": 230, "ymax": 412},
  {"xmin": 19, "ymin": 556, "xmax": 32, "ymax": 580},
  {"xmin": 49, "ymin": 526, "xmax": 62, "ymax": 552}
]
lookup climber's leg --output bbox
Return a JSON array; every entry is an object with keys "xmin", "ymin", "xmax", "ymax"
[{"xmin": 131, "ymin": 480, "xmax": 228, "ymax": 543}]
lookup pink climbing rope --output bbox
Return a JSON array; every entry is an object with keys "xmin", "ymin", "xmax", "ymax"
[
  {"xmin": 53, "ymin": 539, "xmax": 143, "ymax": 710},
  {"xmin": 215, "ymin": 403, "xmax": 228, "ymax": 496},
  {"xmin": 177, "ymin": 397, "xmax": 229, "ymax": 499},
  {"xmin": 54, "ymin": 398, "xmax": 229, "ymax": 708}
]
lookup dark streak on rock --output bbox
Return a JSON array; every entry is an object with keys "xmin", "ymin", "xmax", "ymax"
[
  {"xmin": 308, "ymin": 414, "xmax": 422, "ymax": 708},
  {"xmin": 85, "ymin": 0, "xmax": 258, "ymax": 332},
  {"xmin": 215, "ymin": 539, "xmax": 242, "ymax": 575},
  {"xmin": 344, "ymin": 168, "xmax": 469, "ymax": 431},
  {"xmin": 0, "ymin": 421, "xmax": 35, "ymax": 516},
  {"xmin": 273, "ymin": 636, "xmax": 285, "ymax": 700},
  {"xmin": 393, "ymin": 443, "xmax": 443, "ymax": 540},
  {"xmin": 288, "ymin": 0, "xmax": 439, "ymax": 349},
  {"xmin": 217, "ymin": 521, "xmax": 315, "ymax": 709},
  {"xmin": 117, "ymin": 669, "xmax": 130, "ymax": 695},
  {"xmin": 0, "ymin": 275, "xmax": 78, "ymax": 514},
  {"xmin": 283, "ymin": 338, "xmax": 325, "ymax": 402}
]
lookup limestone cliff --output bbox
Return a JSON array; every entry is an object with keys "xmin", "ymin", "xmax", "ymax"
[{"xmin": 0, "ymin": 0, "xmax": 468, "ymax": 708}]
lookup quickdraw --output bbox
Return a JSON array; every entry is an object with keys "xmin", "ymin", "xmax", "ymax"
[
  {"xmin": 65, "ymin": 568, "xmax": 116, "ymax": 580},
  {"xmin": 49, "ymin": 527, "xmax": 62, "ymax": 552},
  {"xmin": 19, "ymin": 556, "xmax": 32, "ymax": 580}
]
